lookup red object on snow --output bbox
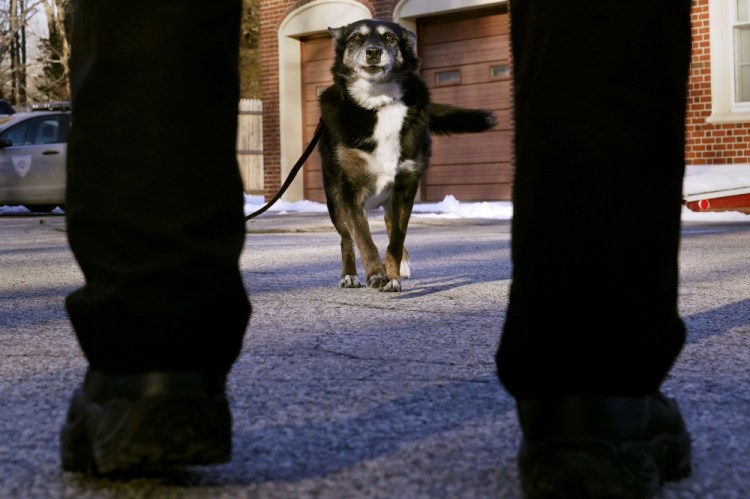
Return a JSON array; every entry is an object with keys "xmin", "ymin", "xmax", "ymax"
[{"xmin": 683, "ymin": 191, "xmax": 750, "ymax": 214}]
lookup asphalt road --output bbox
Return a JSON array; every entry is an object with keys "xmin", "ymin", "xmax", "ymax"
[{"xmin": 0, "ymin": 212, "xmax": 749, "ymax": 498}]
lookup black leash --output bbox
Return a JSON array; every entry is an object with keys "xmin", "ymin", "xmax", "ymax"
[{"xmin": 244, "ymin": 118, "xmax": 325, "ymax": 221}]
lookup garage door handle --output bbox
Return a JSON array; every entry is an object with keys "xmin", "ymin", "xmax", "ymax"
[{"xmin": 42, "ymin": 150, "xmax": 60, "ymax": 155}]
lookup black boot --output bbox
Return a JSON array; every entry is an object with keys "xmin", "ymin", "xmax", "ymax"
[
  {"xmin": 60, "ymin": 369, "xmax": 232, "ymax": 476},
  {"xmin": 517, "ymin": 393, "xmax": 691, "ymax": 499}
]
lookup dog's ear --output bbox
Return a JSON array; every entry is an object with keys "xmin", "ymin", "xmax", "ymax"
[
  {"xmin": 401, "ymin": 26, "xmax": 417, "ymax": 55},
  {"xmin": 328, "ymin": 26, "xmax": 348, "ymax": 55},
  {"xmin": 328, "ymin": 26, "xmax": 346, "ymax": 42}
]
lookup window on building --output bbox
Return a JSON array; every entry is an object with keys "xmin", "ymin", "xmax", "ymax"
[
  {"xmin": 491, "ymin": 64, "xmax": 510, "ymax": 80},
  {"xmin": 708, "ymin": 0, "xmax": 750, "ymax": 122},
  {"xmin": 735, "ymin": 0, "xmax": 750, "ymax": 102},
  {"xmin": 435, "ymin": 70, "xmax": 461, "ymax": 86}
]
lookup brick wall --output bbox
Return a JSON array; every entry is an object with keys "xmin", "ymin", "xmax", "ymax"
[
  {"xmin": 686, "ymin": 0, "xmax": 750, "ymax": 164},
  {"xmin": 259, "ymin": 0, "xmax": 285, "ymax": 198},
  {"xmin": 372, "ymin": 0, "xmax": 396, "ymax": 19}
]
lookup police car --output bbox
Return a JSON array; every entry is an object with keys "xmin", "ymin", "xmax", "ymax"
[{"xmin": 0, "ymin": 102, "xmax": 71, "ymax": 212}]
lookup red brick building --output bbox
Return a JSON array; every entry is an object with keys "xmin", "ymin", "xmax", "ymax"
[
  {"xmin": 687, "ymin": 0, "xmax": 750, "ymax": 165},
  {"xmin": 259, "ymin": 0, "xmax": 750, "ymax": 206},
  {"xmin": 259, "ymin": 0, "xmax": 508, "ymax": 202}
]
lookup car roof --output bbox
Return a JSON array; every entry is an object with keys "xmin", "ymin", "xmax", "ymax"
[
  {"xmin": 0, "ymin": 100, "xmax": 15, "ymax": 114},
  {"xmin": 0, "ymin": 111, "xmax": 70, "ymax": 132}
]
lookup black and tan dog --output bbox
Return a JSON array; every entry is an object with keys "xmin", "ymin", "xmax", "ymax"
[{"xmin": 319, "ymin": 19, "xmax": 495, "ymax": 291}]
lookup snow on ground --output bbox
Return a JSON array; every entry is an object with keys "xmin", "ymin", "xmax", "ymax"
[
  {"xmin": 243, "ymin": 164, "xmax": 750, "ymax": 222},
  {"xmin": 683, "ymin": 165, "xmax": 750, "ymax": 199},
  {"xmin": 1, "ymin": 166, "xmax": 748, "ymax": 221},
  {"xmin": 240, "ymin": 194, "xmax": 747, "ymax": 222},
  {"xmin": 0, "ymin": 194, "xmax": 746, "ymax": 222},
  {"xmin": 242, "ymin": 194, "xmax": 514, "ymax": 220}
]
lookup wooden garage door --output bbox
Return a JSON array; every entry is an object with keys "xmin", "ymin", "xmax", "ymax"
[
  {"xmin": 418, "ymin": 7, "xmax": 511, "ymax": 201},
  {"xmin": 301, "ymin": 35, "xmax": 334, "ymax": 203}
]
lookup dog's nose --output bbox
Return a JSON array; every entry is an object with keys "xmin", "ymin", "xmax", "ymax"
[{"xmin": 366, "ymin": 47, "xmax": 382, "ymax": 64}]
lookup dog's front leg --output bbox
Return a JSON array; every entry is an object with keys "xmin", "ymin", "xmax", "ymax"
[
  {"xmin": 382, "ymin": 179, "xmax": 418, "ymax": 292},
  {"xmin": 327, "ymin": 202, "xmax": 362, "ymax": 288},
  {"xmin": 384, "ymin": 211, "xmax": 411, "ymax": 280},
  {"xmin": 345, "ymin": 206, "xmax": 390, "ymax": 289},
  {"xmin": 339, "ymin": 230, "xmax": 361, "ymax": 288}
]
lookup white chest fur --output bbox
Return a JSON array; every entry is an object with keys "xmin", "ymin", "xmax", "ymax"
[
  {"xmin": 373, "ymin": 103, "xmax": 408, "ymax": 176},
  {"xmin": 346, "ymin": 78, "xmax": 416, "ymax": 208},
  {"xmin": 363, "ymin": 102, "xmax": 411, "ymax": 209}
]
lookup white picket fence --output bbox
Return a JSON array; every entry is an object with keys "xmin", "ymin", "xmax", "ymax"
[{"xmin": 237, "ymin": 98, "xmax": 264, "ymax": 194}]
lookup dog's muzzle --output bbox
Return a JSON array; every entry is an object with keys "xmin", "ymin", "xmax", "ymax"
[{"xmin": 366, "ymin": 47, "xmax": 382, "ymax": 65}]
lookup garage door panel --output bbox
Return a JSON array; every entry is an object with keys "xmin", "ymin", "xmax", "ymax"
[
  {"xmin": 426, "ymin": 162, "xmax": 513, "ymax": 184},
  {"xmin": 301, "ymin": 35, "xmax": 335, "ymax": 202},
  {"xmin": 304, "ymin": 91, "xmax": 321, "ymax": 112},
  {"xmin": 423, "ymin": 62, "xmax": 508, "ymax": 87},
  {"xmin": 305, "ymin": 172, "xmax": 324, "ymax": 190},
  {"xmin": 305, "ymin": 121, "xmax": 322, "ymax": 135},
  {"xmin": 304, "ymin": 64, "xmax": 333, "ymax": 86},
  {"xmin": 303, "ymin": 146, "xmax": 322, "ymax": 169},
  {"xmin": 307, "ymin": 186, "xmax": 326, "ymax": 203},
  {"xmin": 429, "ymin": 82, "xmax": 510, "ymax": 114},
  {"xmin": 304, "ymin": 108, "xmax": 326, "ymax": 128},
  {"xmin": 419, "ymin": 7, "xmax": 510, "ymax": 202},
  {"xmin": 418, "ymin": 13, "xmax": 507, "ymax": 45},
  {"xmin": 304, "ymin": 37, "xmax": 334, "ymax": 62},
  {"xmin": 420, "ymin": 38, "xmax": 506, "ymax": 69},
  {"xmin": 304, "ymin": 153, "xmax": 326, "ymax": 203},
  {"xmin": 431, "ymin": 133, "xmax": 510, "ymax": 164},
  {"xmin": 304, "ymin": 84, "xmax": 331, "ymax": 103}
]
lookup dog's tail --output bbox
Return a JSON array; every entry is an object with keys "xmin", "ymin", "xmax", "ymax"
[{"xmin": 427, "ymin": 102, "xmax": 496, "ymax": 135}]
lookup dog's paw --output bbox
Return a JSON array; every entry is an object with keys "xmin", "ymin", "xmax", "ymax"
[
  {"xmin": 340, "ymin": 275, "xmax": 362, "ymax": 288},
  {"xmin": 367, "ymin": 273, "xmax": 389, "ymax": 289},
  {"xmin": 400, "ymin": 259, "xmax": 411, "ymax": 280},
  {"xmin": 379, "ymin": 279, "xmax": 402, "ymax": 292}
]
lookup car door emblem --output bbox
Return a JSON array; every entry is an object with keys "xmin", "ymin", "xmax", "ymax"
[{"xmin": 12, "ymin": 155, "xmax": 32, "ymax": 177}]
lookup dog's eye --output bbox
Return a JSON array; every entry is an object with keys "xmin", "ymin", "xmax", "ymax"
[
  {"xmin": 350, "ymin": 33, "xmax": 366, "ymax": 44},
  {"xmin": 383, "ymin": 32, "xmax": 397, "ymax": 45}
]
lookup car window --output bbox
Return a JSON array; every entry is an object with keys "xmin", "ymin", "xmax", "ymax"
[
  {"xmin": 35, "ymin": 120, "xmax": 60, "ymax": 144},
  {"xmin": 0, "ymin": 116, "xmax": 68, "ymax": 146},
  {"xmin": 2, "ymin": 121, "xmax": 29, "ymax": 146}
]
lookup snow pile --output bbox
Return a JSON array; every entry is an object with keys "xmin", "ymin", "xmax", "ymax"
[
  {"xmin": 242, "ymin": 193, "xmax": 747, "ymax": 222},
  {"xmin": 683, "ymin": 165, "xmax": 750, "ymax": 199},
  {"xmin": 243, "ymin": 194, "xmax": 513, "ymax": 220}
]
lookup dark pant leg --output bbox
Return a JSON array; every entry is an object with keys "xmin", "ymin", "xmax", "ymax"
[
  {"xmin": 65, "ymin": 0, "xmax": 250, "ymax": 375},
  {"xmin": 497, "ymin": 0, "xmax": 692, "ymax": 397}
]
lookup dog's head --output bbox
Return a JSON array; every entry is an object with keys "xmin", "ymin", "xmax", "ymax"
[{"xmin": 328, "ymin": 20, "xmax": 419, "ymax": 83}]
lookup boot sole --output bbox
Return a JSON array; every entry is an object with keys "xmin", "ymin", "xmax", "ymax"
[
  {"xmin": 61, "ymin": 388, "xmax": 231, "ymax": 476},
  {"xmin": 519, "ymin": 430, "xmax": 691, "ymax": 499}
]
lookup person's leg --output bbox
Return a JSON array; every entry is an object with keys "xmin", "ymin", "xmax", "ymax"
[
  {"xmin": 61, "ymin": 0, "xmax": 250, "ymax": 475},
  {"xmin": 497, "ymin": 1, "xmax": 692, "ymax": 496}
]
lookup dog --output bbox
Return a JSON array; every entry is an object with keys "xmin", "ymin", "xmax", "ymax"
[{"xmin": 318, "ymin": 19, "xmax": 496, "ymax": 292}]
